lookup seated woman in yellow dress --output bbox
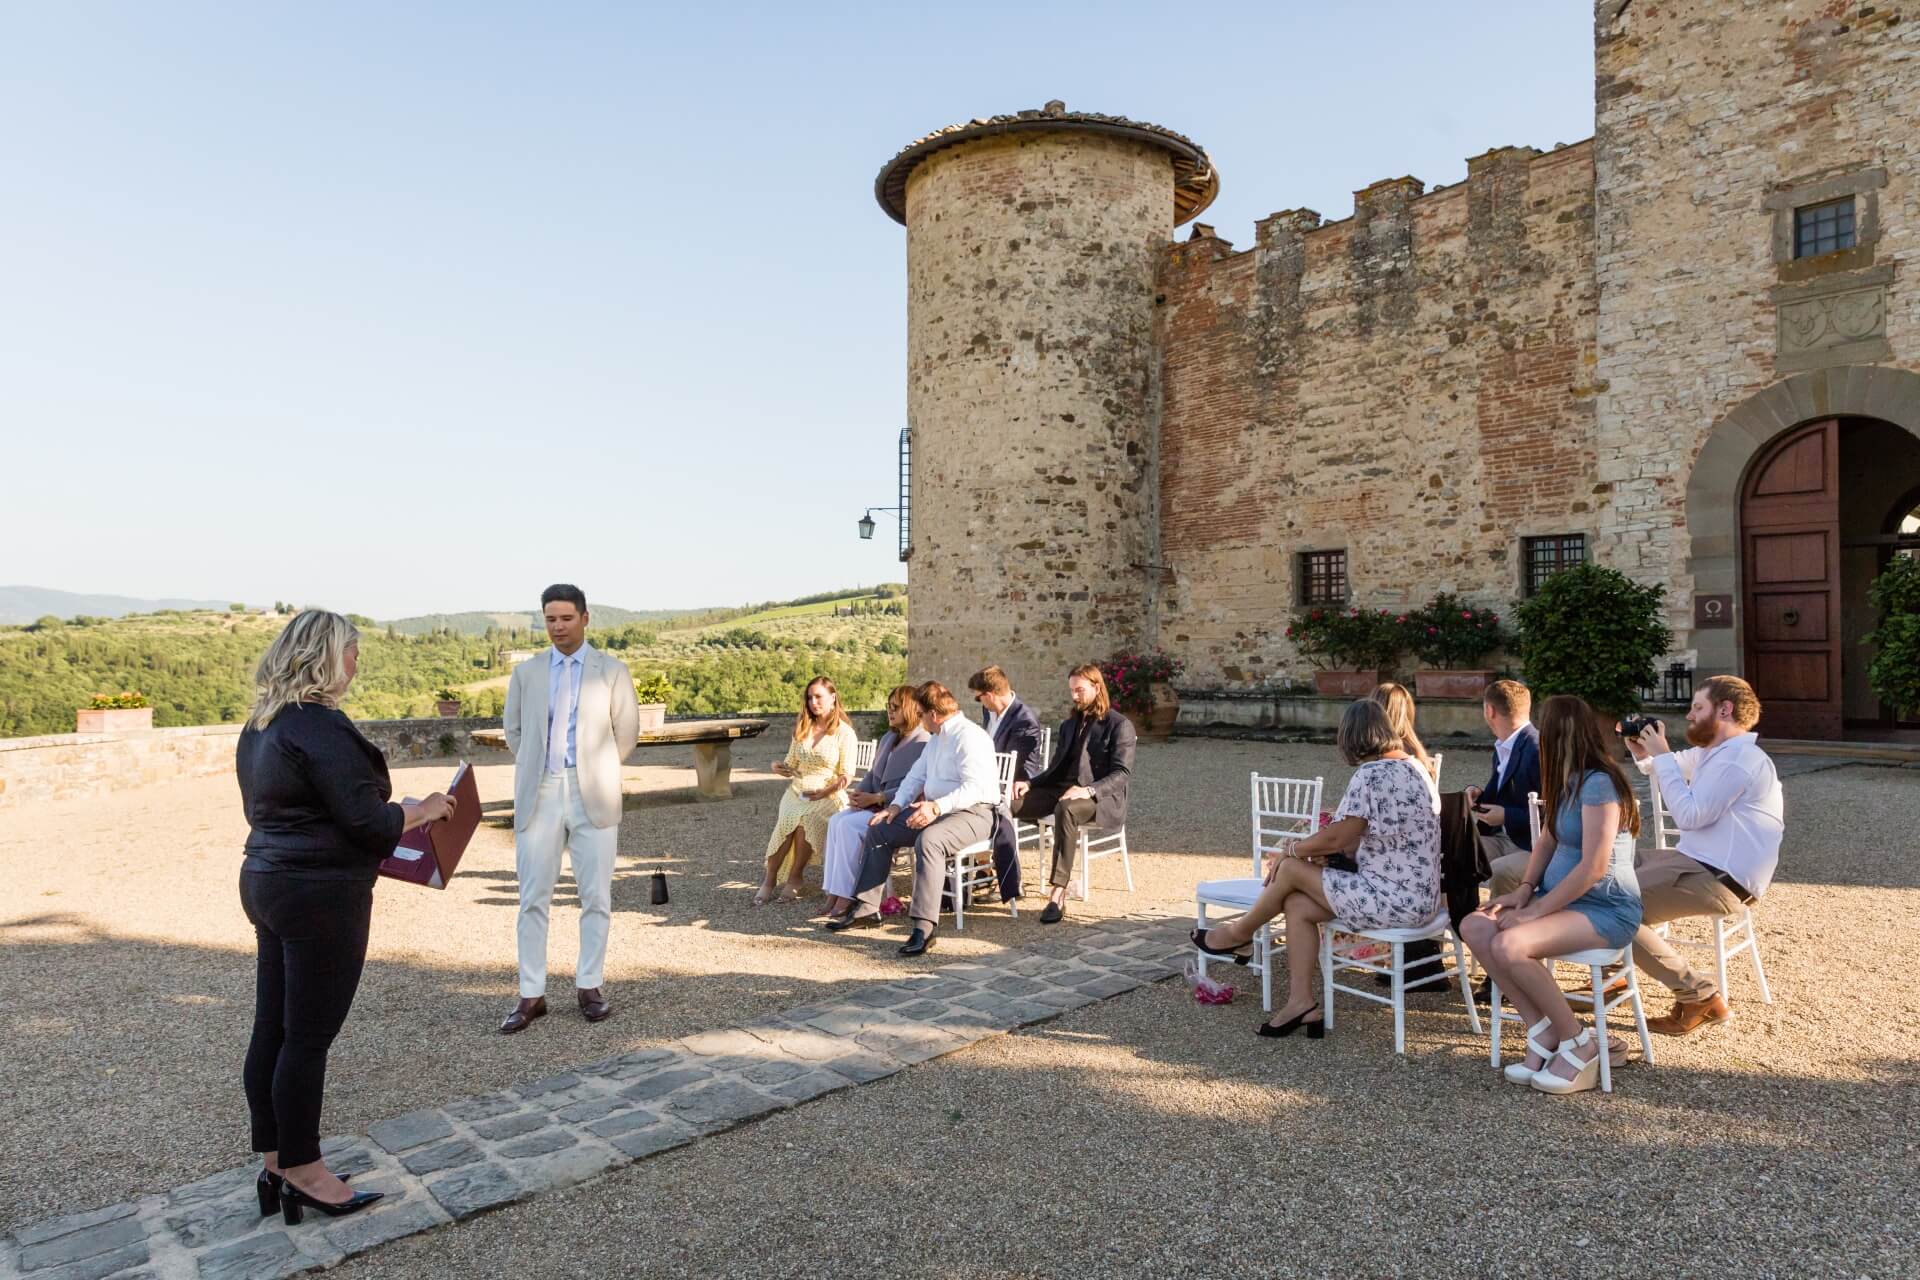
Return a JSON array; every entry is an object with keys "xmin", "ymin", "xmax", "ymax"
[{"xmin": 757, "ymin": 676, "xmax": 860, "ymax": 905}]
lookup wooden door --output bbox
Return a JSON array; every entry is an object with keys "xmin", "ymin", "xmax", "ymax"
[{"xmin": 1741, "ymin": 419, "xmax": 1842, "ymax": 739}]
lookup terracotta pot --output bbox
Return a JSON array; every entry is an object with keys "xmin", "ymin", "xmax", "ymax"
[
  {"xmin": 75, "ymin": 706, "xmax": 153, "ymax": 733},
  {"xmin": 1414, "ymin": 669, "xmax": 1493, "ymax": 700},
  {"xmin": 435, "ymin": 700, "xmax": 463, "ymax": 718},
  {"xmin": 637, "ymin": 702, "xmax": 668, "ymax": 732},
  {"xmin": 1312, "ymin": 669, "xmax": 1380, "ymax": 698},
  {"xmin": 1124, "ymin": 681, "xmax": 1181, "ymax": 743}
]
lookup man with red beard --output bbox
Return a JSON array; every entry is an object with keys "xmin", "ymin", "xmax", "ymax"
[{"xmin": 1624, "ymin": 675, "xmax": 1784, "ymax": 1036}]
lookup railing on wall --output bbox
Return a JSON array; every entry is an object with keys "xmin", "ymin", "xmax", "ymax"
[{"xmin": 897, "ymin": 426, "xmax": 912, "ymax": 562}]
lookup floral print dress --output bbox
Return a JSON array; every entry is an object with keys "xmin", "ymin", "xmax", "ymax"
[
  {"xmin": 764, "ymin": 722, "xmax": 859, "ymax": 874},
  {"xmin": 1321, "ymin": 757, "xmax": 1443, "ymax": 930}
]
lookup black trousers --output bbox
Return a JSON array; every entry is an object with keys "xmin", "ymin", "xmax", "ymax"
[
  {"xmin": 239, "ymin": 870, "xmax": 373, "ymax": 1168},
  {"xmin": 1010, "ymin": 784, "xmax": 1099, "ymax": 888}
]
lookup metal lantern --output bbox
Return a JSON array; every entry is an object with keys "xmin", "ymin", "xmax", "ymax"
[
  {"xmin": 857, "ymin": 513, "xmax": 877, "ymax": 540},
  {"xmin": 1664, "ymin": 662, "xmax": 1694, "ymax": 704}
]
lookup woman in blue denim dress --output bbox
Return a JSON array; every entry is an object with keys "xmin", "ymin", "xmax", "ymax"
[{"xmin": 1461, "ymin": 694, "xmax": 1643, "ymax": 1096}]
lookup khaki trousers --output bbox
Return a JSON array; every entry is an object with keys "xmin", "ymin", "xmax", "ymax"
[{"xmin": 1630, "ymin": 846, "xmax": 1747, "ymax": 1002}]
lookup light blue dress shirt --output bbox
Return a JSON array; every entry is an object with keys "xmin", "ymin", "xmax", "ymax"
[{"xmin": 546, "ymin": 644, "xmax": 590, "ymax": 773}]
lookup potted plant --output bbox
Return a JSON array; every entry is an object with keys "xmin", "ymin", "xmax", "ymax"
[
  {"xmin": 1099, "ymin": 649, "xmax": 1183, "ymax": 742},
  {"xmin": 1866, "ymin": 554, "xmax": 1920, "ymax": 719},
  {"xmin": 1404, "ymin": 594, "xmax": 1509, "ymax": 699},
  {"xmin": 1289, "ymin": 608, "xmax": 1404, "ymax": 697},
  {"xmin": 633, "ymin": 672, "xmax": 674, "ymax": 732},
  {"xmin": 76, "ymin": 690, "xmax": 153, "ymax": 733},
  {"xmin": 1515, "ymin": 563, "xmax": 1671, "ymax": 716},
  {"xmin": 433, "ymin": 688, "xmax": 463, "ymax": 718}
]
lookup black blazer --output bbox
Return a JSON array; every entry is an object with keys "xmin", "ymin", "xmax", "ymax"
[
  {"xmin": 1479, "ymin": 724, "xmax": 1541, "ymax": 848},
  {"xmin": 986, "ymin": 699, "xmax": 1046, "ymax": 781},
  {"xmin": 1032, "ymin": 709, "xmax": 1136, "ymax": 831},
  {"xmin": 237, "ymin": 703, "xmax": 405, "ymax": 880}
]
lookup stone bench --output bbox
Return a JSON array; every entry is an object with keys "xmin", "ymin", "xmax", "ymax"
[{"xmin": 469, "ymin": 718, "xmax": 771, "ymax": 800}]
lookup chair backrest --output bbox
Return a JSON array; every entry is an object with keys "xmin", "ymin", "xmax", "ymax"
[
  {"xmin": 1250, "ymin": 773, "xmax": 1324, "ymax": 876},
  {"xmin": 1037, "ymin": 725, "xmax": 1053, "ymax": 770},
  {"xmin": 1527, "ymin": 791, "xmax": 1544, "ymax": 845},
  {"xmin": 993, "ymin": 750, "xmax": 1018, "ymax": 806},
  {"xmin": 1645, "ymin": 769, "xmax": 1683, "ymax": 851},
  {"xmin": 854, "ymin": 739, "xmax": 878, "ymax": 774},
  {"xmin": 1431, "ymin": 752, "xmax": 1443, "ymax": 785}
]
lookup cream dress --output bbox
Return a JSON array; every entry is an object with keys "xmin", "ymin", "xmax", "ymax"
[{"xmin": 764, "ymin": 721, "xmax": 860, "ymax": 875}]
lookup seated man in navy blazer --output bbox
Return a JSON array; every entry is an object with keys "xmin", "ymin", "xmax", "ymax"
[
  {"xmin": 1009, "ymin": 663, "xmax": 1136, "ymax": 924},
  {"xmin": 1465, "ymin": 679, "xmax": 1541, "ymax": 897},
  {"xmin": 971, "ymin": 665, "xmax": 1044, "ymax": 901}
]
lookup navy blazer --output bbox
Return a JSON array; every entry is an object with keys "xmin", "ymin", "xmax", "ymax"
[
  {"xmin": 986, "ymin": 699, "xmax": 1046, "ymax": 781},
  {"xmin": 1479, "ymin": 723, "xmax": 1541, "ymax": 848}
]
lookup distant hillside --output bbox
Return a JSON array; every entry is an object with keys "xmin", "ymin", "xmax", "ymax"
[
  {"xmin": 383, "ymin": 604, "xmax": 704, "ymax": 636},
  {"xmin": 0, "ymin": 586, "xmax": 236, "ymax": 626}
]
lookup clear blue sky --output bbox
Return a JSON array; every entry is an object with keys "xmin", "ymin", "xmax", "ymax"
[{"xmin": 0, "ymin": 2, "xmax": 1594, "ymax": 620}]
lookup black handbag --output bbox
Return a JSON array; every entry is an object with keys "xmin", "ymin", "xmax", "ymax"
[{"xmin": 649, "ymin": 870, "xmax": 669, "ymax": 905}]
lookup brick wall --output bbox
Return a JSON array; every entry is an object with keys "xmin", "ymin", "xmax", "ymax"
[{"xmin": 1155, "ymin": 144, "xmax": 1599, "ymax": 689}]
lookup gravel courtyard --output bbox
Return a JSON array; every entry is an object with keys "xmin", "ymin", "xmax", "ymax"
[{"xmin": 3, "ymin": 737, "xmax": 1917, "ymax": 1276}]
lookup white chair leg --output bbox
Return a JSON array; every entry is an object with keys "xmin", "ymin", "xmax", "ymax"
[
  {"xmin": 1119, "ymin": 832, "xmax": 1134, "ymax": 892},
  {"xmin": 1626, "ymin": 963, "xmax": 1654, "ymax": 1067},
  {"xmin": 1489, "ymin": 980, "xmax": 1504, "ymax": 1068},
  {"xmin": 1748, "ymin": 912, "xmax": 1774, "ymax": 1004},
  {"xmin": 951, "ymin": 858, "xmax": 966, "ymax": 932},
  {"xmin": 1590, "ymin": 964, "xmax": 1612, "ymax": 1093},
  {"xmin": 1714, "ymin": 917, "xmax": 1730, "ymax": 1002},
  {"xmin": 1077, "ymin": 839, "xmax": 1090, "ymax": 902},
  {"xmin": 1320, "ymin": 925, "xmax": 1335, "ymax": 1030},
  {"xmin": 1194, "ymin": 901, "xmax": 1209, "ymax": 983},
  {"xmin": 1259, "ymin": 927, "xmax": 1273, "ymax": 1012},
  {"xmin": 1452, "ymin": 932, "xmax": 1483, "ymax": 1036},
  {"xmin": 1392, "ymin": 941, "xmax": 1407, "ymax": 1056}
]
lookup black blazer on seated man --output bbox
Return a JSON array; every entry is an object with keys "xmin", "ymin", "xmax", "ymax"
[
  {"xmin": 1030, "ymin": 707, "xmax": 1136, "ymax": 832},
  {"xmin": 1478, "ymin": 722, "xmax": 1541, "ymax": 849},
  {"xmin": 977, "ymin": 698, "xmax": 1045, "ymax": 900}
]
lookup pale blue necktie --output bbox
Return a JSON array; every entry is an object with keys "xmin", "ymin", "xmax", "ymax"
[{"xmin": 548, "ymin": 657, "xmax": 575, "ymax": 775}]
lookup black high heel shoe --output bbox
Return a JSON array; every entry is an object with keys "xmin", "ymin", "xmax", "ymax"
[
  {"xmin": 1190, "ymin": 927, "xmax": 1253, "ymax": 964},
  {"xmin": 1256, "ymin": 1005, "xmax": 1326, "ymax": 1039},
  {"xmin": 259, "ymin": 1170, "xmax": 350, "ymax": 1216},
  {"xmin": 279, "ymin": 1180, "xmax": 382, "ymax": 1225}
]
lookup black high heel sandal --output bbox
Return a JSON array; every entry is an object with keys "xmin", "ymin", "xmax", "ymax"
[
  {"xmin": 259, "ymin": 1170, "xmax": 351, "ymax": 1216},
  {"xmin": 1256, "ymin": 1005, "xmax": 1326, "ymax": 1039},
  {"xmin": 1190, "ymin": 927, "xmax": 1253, "ymax": 964},
  {"xmin": 279, "ymin": 1181, "xmax": 382, "ymax": 1225}
]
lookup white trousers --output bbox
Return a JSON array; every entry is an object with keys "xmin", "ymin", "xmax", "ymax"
[
  {"xmin": 822, "ymin": 807, "xmax": 878, "ymax": 899},
  {"xmin": 516, "ymin": 769, "xmax": 617, "ymax": 998}
]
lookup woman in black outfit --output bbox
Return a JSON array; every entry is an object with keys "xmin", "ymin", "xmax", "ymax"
[{"xmin": 236, "ymin": 609, "xmax": 455, "ymax": 1225}]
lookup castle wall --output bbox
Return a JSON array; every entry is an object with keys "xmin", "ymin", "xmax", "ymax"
[
  {"xmin": 903, "ymin": 131, "xmax": 1172, "ymax": 713},
  {"xmin": 1592, "ymin": 0, "xmax": 1920, "ymax": 672},
  {"xmin": 1154, "ymin": 144, "xmax": 1599, "ymax": 689}
]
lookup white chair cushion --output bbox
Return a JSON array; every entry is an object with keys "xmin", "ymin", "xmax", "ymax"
[
  {"xmin": 1330, "ymin": 909, "xmax": 1452, "ymax": 943},
  {"xmin": 1196, "ymin": 877, "xmax": 1263, "ymax": 907},
  {"xmin": 1556, "ymin": 946, "xmax": 1629, "ymax": 966}
]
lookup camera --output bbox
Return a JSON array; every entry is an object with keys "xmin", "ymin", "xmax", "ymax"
[{"xmin": 1618, "ymin": 714, "xmax": 1660, "ymax": 739}]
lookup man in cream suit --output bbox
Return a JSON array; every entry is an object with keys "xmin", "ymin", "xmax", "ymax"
[{"xmin": 499, "ymin": 584, "xmax": 640, "ymax": 1034}]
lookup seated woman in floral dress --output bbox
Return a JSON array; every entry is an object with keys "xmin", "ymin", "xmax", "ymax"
[
  {"xmin": 757, "ymin": 676, "xmax": 860, "ymax": 905},
  {"xmin": 1193, "ymin": 699, "xmax": 1441, "ymax": 1038}
]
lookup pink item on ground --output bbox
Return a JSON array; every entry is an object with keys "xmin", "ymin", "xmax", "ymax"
[
  {"xmin": 1186, "ymin": 954, "xmax": 1236, "ymax": 1004},
  {"xmin": 879, "ymin": 895, "xmax": 905, "ymax": 917}
]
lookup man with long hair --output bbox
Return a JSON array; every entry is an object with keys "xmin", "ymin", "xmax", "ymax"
[
  {"xmin": 1624, "ymin": 675, "xmax": 1783, "ymax": 1036},
  {"xmin": 827, "ymin": 681, "xmax": 999, "ymax": 955},
  {"xmin": 499, "ymin": 585, "xmax": 640, "ymax": 1034},
  {"xmin": 1009, "ymin": 664, "xmax": 1137, "ymax": 923}
]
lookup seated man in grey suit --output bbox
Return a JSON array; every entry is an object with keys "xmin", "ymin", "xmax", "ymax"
[{"xmin": 824, "ymin": 680, "xmax": 1000, "ymax": 956}]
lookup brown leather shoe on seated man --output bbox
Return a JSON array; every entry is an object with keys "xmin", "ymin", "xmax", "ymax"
[
  {"xmin": 576, "ymin": 986, "xmax": 612, "ymax": 1023},
  {"xmin": 1646, "ymin": 992, "xmax": 1730, "ymax": 1036},
  {"xmin": 499, "ymin": 996, "xmax": 548, "ymax": 1035}
]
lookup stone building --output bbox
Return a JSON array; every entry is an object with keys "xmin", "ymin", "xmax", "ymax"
[{"xmin": 875, "ymin": 1, "xmax": 1920, "ymax": 739}]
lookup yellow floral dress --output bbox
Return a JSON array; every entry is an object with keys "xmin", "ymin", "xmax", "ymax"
[{"xmin": 764, "ymin": 722, "xmax": 860, "ymax": 874}]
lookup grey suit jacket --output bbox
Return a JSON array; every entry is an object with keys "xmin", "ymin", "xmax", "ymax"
[{"xmin": 858, "ymin": 727, "xmax": 930, "ymax": 805}]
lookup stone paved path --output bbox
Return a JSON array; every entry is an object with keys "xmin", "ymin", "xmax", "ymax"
[{"xmin": 1, "ymin": 914, "xmax": 1188, "ymax": 1280}]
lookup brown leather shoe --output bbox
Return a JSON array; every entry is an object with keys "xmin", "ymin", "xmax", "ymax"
[
  {"xmin": 576, "ymin": 987, "xmax": 612, "ymax": 1023},
  {"xmin": 499, "ymin": 996, "xmax": 547, "ymax": 1035},
  {"xmin": 1586, "ymin": 969, "xmax": 1629, "ymax": 998},
  {"xmin": 1646, "ymin": 993, "xmax": 1731, "ymax": 1036}
]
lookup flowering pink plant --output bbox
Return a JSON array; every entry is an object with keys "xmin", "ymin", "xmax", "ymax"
[
  {"xmin": 1099, "ymin": 649, "xmax": 1183, "ymax": 712},
  {"xmin": 1400, "ymin": 593, "xmax": 1509, "ymax": 669}
]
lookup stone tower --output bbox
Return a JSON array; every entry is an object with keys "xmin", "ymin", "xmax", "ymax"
[{"xmin": 874, "ymin": 102, "xmax": 1217, "ymax": 713}]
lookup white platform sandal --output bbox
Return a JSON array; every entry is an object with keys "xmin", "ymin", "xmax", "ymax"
[
  {"xmin": 1531, "ymin": 1027, "xmax": 1602, "ymax": 1095},
  {"xmin": 1504, "ymin": 1017, "xmax": 1557, "ymax": 1085}
]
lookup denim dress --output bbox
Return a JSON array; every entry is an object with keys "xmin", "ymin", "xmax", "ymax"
[{"xmin": 1540, "ymin": 770, "xmax": 1643, "ymax": 949}]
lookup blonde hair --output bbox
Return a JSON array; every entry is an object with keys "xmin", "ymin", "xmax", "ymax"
[
  {"xmin": 793, "ymin": 675, "xmax": 852, "ymax": 741},
  {"xmin": 1370, "ymin": 682, "xmax": 1434, "ymax": 780},
  {"xmin": 249, "ymin": 610, "xmax": 359, "ymax": 729}
]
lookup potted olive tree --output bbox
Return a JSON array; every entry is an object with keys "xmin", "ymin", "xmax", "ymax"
[
  {"xmin": 76, "ymin": 691, "xmax": 154, "ymax": 733},
  {"xmin": 633, "ymin": 672, "xmax": 674, "ymax": 732},
  {"xmin": 1515, "ymin": 564, "xmax": 1671, "ymax": 716},
  {"xmin": 1405, "ymin": 594, "xmax": 1509, "ymax": 699}
]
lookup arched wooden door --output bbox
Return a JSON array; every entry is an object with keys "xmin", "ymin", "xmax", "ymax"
[{"xmin": 1741, "ymin": 419, "xmax": 1842, "ymax": 739}]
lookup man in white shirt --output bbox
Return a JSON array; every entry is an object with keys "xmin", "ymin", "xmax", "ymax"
[
  {"xmin": 826, "ymin": 681, "xmax": 1000, "ymax": 956},
  {"xmin": 498, "ymin": 585, "xmax": 640, "ymax": 1034},
  {"xmin": 1625, "ymin": 674, "xmax": 1784, "ymax": 1036}
]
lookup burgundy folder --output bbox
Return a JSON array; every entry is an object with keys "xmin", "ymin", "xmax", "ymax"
[{"xmin": 378, "ymin": 762, "xmax": 481, "ymax": 889}]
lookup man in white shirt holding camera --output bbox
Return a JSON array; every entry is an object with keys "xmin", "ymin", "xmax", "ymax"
[{"xmin": 1625, "ymin": 674, "xmax": 1784, "ymax": 1036}]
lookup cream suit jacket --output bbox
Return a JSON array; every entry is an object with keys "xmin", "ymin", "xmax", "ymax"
[{"xmin": 503, "ymin": 646, "xmax": 640, "ymax": 831}]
